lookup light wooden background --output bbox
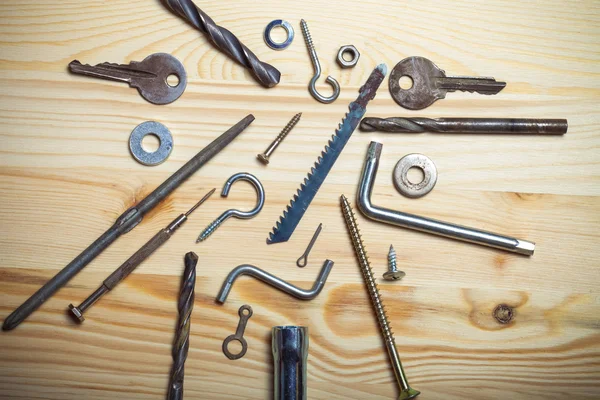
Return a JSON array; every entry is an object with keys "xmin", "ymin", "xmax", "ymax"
[{"xmin": 1, "ymin": 1, "xmax": 599, "ymax": 399}]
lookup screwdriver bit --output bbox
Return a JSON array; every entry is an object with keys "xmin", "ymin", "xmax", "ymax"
[
  {"xmin": 165, "ymin": 0, "xmax": 281, "ymax": 88},
  {"xmin": 167, "ymin": 252, "xmax": 198, "ymax": 400},
  {"xmin": 360, "ymin": 117, "xmax": 568, "ymax": 135}
]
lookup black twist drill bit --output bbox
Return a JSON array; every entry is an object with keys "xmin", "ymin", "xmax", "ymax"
[
  {"xmin": 165, "ymin": 0, "xmax": 281, "ymax": 88},
  {"xmin": 2, "ymin": 114, "xmax": 254, "ymax": 331},
  {"xmin": 167, "ymin": 252, "xmax": 197, "ymax": 400},
  {"xmin": 360, "ymin": 116, "xmax": 568, "ymax": 135}
]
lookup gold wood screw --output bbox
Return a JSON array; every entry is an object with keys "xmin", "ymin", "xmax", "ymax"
[
  {"xmin": 340, "ymin": 194, "xmax": 420, "ymax": 400},
  {"xmin": 257, "ymin": 113, "xmax": 302, "ymax": 164}
]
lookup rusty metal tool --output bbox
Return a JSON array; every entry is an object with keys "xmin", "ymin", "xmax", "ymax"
[
  {"xmin": 267, "ymin": 64, "xmax": 387, "ymax": 244},
  {"xmin": 164, "ymin": 0, "xmax": 281, "ymax": 88},
  {"xmin": 216, "ymin": 260, "xmax": 334, "ymax": 304},
  {"xmin": 68, "ymin": 189, "xmax": 214, "ymax": 322},
  {"xmin": 69, "ymin": 53, "xmax": 187, "ymax": 105},
  {"xmin": 340, "ymin": 194, "xmax": 420, "ymax": 400},
  {"xmin": 360, "ymin": 116, "xmax": 568, "ymax": 135},
  {"xmin": 222, "ymin": 305, "xmax": 253, "ymax": 360},
  {"xmin": 167, "ymin": 252, "xmax": 197, "ymax": 400},
  {"xmin": 389, "ymin": 56, "xmax": 506, "ymax": 110},
  {"xmin": 296, "ymin": 223, "xmax": 323, "ymax": 268},
  {"xmin": 2, "ymin": 115, "xmax": 254, "ymax": 331},
  {"xmin": 357, "ymin": 141, "xmax": 535, "ymax": 255}
]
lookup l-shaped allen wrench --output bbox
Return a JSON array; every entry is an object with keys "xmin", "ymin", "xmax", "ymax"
[{"xmin": 357, "ymin": 141, "xmax": 535, "ymax": 256}]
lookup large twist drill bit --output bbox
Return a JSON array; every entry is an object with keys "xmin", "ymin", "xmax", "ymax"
[
  {"xmin": 167, "ymin": 252, "xmax": 198, "ymax": 400},
  {"xmin": 360, "ymin": 116, "xmax": 568, "ymax": 135},
  {"xmin": 165, "ymin": 0, "xmax": 281, "ymax": 88}
]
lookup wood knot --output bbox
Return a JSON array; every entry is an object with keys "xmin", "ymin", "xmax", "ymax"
[{"xmin": 493, "ymin": 304, "xmax": 514, "ymax": 324}]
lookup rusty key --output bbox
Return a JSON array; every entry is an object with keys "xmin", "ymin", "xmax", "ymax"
[
  {"xmin": 68, "ymin": 53, "xmax": 187, "ymax": 105},
  {"xmin": 389, "ymin": 56, "xmax": 506, "ymax": 110}
]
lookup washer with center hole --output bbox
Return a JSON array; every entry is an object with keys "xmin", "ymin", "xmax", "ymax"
[
  {"xmin": 264, "ymin": 20, "xmax": 294, "ymax": 50},
  {"xmin": 393, "ymin": 153, "xmax": 437, "ymax": 198},
  {"xmin": 129, "ymin": 121, "xmax": 173, "ymax": 166}
]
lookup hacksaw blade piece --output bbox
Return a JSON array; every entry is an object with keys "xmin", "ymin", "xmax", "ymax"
[{"xmin": 267, "ymin": 64, "xmax": 388, "ymax": 244}]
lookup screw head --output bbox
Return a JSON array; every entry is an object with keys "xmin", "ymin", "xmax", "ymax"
[
  {"xmin": 68, "ymin": 304, "xmax": 85, "ymax": 323},
  {"xmin": 257, "ymin": 153, "xmax": 270, "ymax": 165},
  {"xmin": 383, "ymin": 270, "xmax": 406, "ymax": 281}
]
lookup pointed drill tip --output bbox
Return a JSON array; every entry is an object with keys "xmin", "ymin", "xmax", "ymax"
[{"xmin": 389, "ymin": 244, "xmax": 395, "ymax": 252}]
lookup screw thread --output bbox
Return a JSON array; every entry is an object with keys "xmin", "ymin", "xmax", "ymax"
[
  {"xmin": 388, "ymin": 245, "xmax": 398, "ymax": 272},
  {"xmin": 300, "ymin": 20, "xmax": 314, "ymax": 49},
  {"xmin": 340, "ymin": 195, "xmax": 394, "ymax": 342},
  {"xmin": 276, "ymin": 113, "xmax": 302, "ymax": 141},
  {"xmin": 196, "ymin": 218, "xmax": 223, "ymax": 242}
]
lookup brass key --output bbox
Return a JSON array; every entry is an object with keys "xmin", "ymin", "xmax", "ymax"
[
  {"xmin": 389, "ymin": 56, "xmax": 506, "ymax": 110},
  {"xmin": 68, "ymin": 52, "xmax": 187, "ymax": 105}
]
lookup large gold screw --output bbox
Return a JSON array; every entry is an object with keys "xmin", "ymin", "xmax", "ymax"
[{"xmin": 340, "ymin": 194, "xmax": 420, "ymax": 400}]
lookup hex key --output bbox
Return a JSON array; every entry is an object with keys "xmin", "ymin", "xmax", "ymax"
[
  {"xmin": 216, "ymin": 260, "xmax": 334, "ymax": 303},
  {"xmin": 356, "ymin": 141, "xmax": 535, "ymax": 256}
]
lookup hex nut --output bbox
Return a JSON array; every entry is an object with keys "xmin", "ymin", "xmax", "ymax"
[{"xmin": 337, "ymin": 45, "xmax": 360, "ymax": 68}]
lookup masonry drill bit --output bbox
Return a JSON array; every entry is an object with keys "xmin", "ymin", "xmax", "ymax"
[
  {"xmin": 165, "ymin": 0, "xmax": 281, "ymax": 88},
  {"xmin": 167, "ymin": 252, "xmax": 198, "ymax": 400},
  {"xmin": 340, "ymin": 194, "xmax": 420, "ymax": 400},
  {"xmin": 67, "ymin": 188, "xmax": 214, "ymax": 322},
  {"xmin": 360, "ymin": 116, "xmax": 568, "ymax": 135},
  {"xmin": 2, "ymin": 114, "xmax": 254, "ymax": 331}
]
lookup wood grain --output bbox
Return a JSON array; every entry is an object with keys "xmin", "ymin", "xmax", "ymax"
[{"xmin": 1, "ymin": 0, "xmax": 599, "ymax": 399}]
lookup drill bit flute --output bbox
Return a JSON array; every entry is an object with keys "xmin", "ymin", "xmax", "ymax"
[
  {"xmin": 360, "ymin": 116, "xmax": 568, "ymax": 134},
  {"xmin": 167, "ymin": 252, "xmax": 198, "ymax": 400},
  {"xmin": 2, "ymin": 115, "xmax": 254, "ymax": 331},
  {"xmin": 165, "ymin": 0, "xmax": 281, "ymax": 88},
  {"xmin": 68, "ymin": 189, "xmax": 214, "ymax": 322}
]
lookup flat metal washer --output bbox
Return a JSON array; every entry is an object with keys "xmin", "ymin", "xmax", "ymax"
[
  {"xmin": 264, "ymin": 20, "xmax": 294, "ymax": 50},
  {"xmin": 393, "ymin": 153, "xmax": 437, "ymax": 198},
  {"xmin": 129, "ymin": 121, "xmax": 173, "ymax": 166}
]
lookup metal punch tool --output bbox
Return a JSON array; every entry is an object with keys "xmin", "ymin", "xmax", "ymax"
[
  {"xmin": 2, "ymin": 115, "xmax": 255, "ymax": 331},
  {"xmin": 196, "ymin": 173, "xmax": 265, "ymax": 242},
  {"xmin": 357, "ymin": 141, "xmax": 535, "ymax": 255}
]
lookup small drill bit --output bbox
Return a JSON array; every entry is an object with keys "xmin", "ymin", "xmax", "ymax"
[
  {"xmin": 360, "ymin": 116, "xmax": 568, "ymax": 135},
  {"xmin": 67, "ymin": 188, "xmax": 215, "ymax": 322},
  {"xmin": 383, "ymin": 245, "xmax": 405, "ymax": 281},
  {"xmin": 340, "ymin": 194, "xmax": 419, "ymax": 400},
  {"xmin": 164, "ymin": 0, "xmax": 281, "ymax": 88},
  {"xmin": 257, "ymin": 113, "xmax": 302, "ymax": 165},
  {"xmin": 167, "ymin": 252, "xmax": 198, "ymax": 400}
]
